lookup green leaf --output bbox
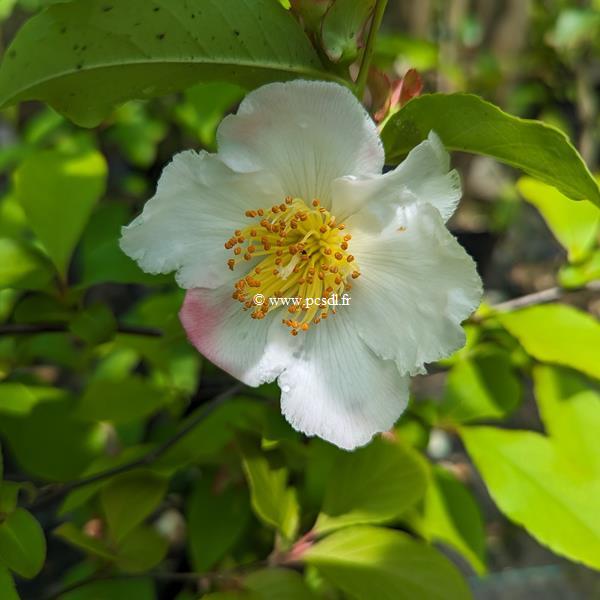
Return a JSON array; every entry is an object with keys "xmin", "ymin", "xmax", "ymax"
[
  {"xmin": 304, "ymin": 526, "xmax": 472, "ymax": 600},
  {"xmin": 517, "ymin": 177, "xmax": 600, "ymax": 262},
  {"xmin": 497, "ymin": 304, "xmax": 600, "ymax": 380},
  {"xmin": 74, "ymin": 376, "xmax": 169, "ymax": 424},
  {"xmin": 440, "ymin": 350, "xmax": 521, "ymax": 423},
  {"xmin": 0, "ymin": 566, "xmax": 20, "ymax": 600},
  {"xmin": 461, "ymin": 426, "xmax": 600, "ymax": 570},
  {"xmin": 533, "ymin": 365, "xmax": 600, "ymax": 476},
  {"xmin": 174, "ymin": 82, "xmax": 246, "ymax": 149},
  {"xmin": 315, "ymin": 437, "xmax": 428, "ymax": 535},
  {"xmin": 420, "ymin": 467, "xmax": 486, "ymax": 575},
  {"xmin": 60, "ymin": 569, "xmax": 155, "ymax": 600},
  {"xmin": 0, "ymin": 508, "xmax": 46, "ymax": 578},
  {"xmin": 54, "ymin": 522, "xmax": 115, "ymax": 561},
  {"xmin": 241, "ymin": 447, "xmax": 299, "ymax": 540},
  {"xmin": 115, "ymin": 526, "xmax": 168, "ymax": 573},
  {"xmin": 321, "ymin": 0, "xmax": 375, "ymax": 63},
  {"xmin": 0, "ymin": 482, "xmax": 24, "ymax": 516},
  {"xmin": 0, "ymin": 0, "xmax": 330, "ymax": 127},
  {"xmin": 0, "ymin": 399, "xmax": 106, "ymax": 481},
  {"xmin": 187, "ymin": 476, "xmax": 250, "ymax": 571},
  {"xmin": 245, "ymin": 568, "xmax": 316, "ymax": 599},
  {"xmin": 381, "ymin": 94, "xmax": 600, "ymax": 207},
  {"xmin": 70, "ymin": 304, "xmax": 117, "ymax": 345},
  {"xmin": 14, "ymin": 149, "xmax": 107, "ymax": 276},
  {"xmin": 0, "ymin": 383, "xmax": 63, "ymax": 416},
  {"xmin": 101, "ymin": 469, "xmax": 168, "ymax": 543},
  {"xmin": 558, "ymin": 250, "xmax": 600, "ymax": 288},
  {"xmin": 0, "ymin": 237, "xmax": 53, "ymax": 290}
]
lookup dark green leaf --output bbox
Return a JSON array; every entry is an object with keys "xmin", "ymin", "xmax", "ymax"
[
  {"xmin": 0, "ymin": 566, "xmax": 19, "ymax": 600},
  {"xmin": 101, "ymin": 469, "xmax": 168, "ymax": 543},
  {"xmin": 381, "ymin": 94, "xmax": 600, "ymax": 206},
  {"xmin": 70, "ymin": 304, "xmax": 117, "ymax": 345},
  {"xmin": 0, "ymin": 0, "xmax": 331, "ymax": 127},
  {"xmin": 315, "ymin": 437, "xmax": 428, "ymax": 534},
  {"xmin": 245, "ymin": 568, "xmax": 316, "ymax": 599},
  {"xmin": 187, "ymin": 476, "xmax": 250, "ymax": 571},
  {"xmin": 0, "ymin": 237, "xmax": 53, "ymax": 290},
  {"xmin": 115, "ymin": 526, "xmax": 168, "ymax": 573}
]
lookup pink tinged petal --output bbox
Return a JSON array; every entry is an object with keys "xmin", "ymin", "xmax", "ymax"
[
  {"xmin": 120, "ymin": 151, "xmax": 282, "ymax": 290},
  {"xmin": 216, "ymin": 80, "xmax": 384, "ymax": 205},
  {"xmin": 278, "ymin": 312, "xmax": 409, "ymax": 451},
  {"xmin": 180, "ymin": 287, "xmax": 297, "ymax": 387},
  {"xmin": 349, "ymin": 202, "xmax": 483, "ymax": 376},
  {"xmin": 331, "ymin": 131, "xmax": 461, "ymax": 223}
]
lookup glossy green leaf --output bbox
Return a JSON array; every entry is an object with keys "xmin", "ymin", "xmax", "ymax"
[
  {"xmin": 533, "ymin": 365, "xmax": 600, "ymax": 476},
  {"xmin": 315, "ymin": 437, "xmax": 428, "ymax": 534},
  {"xmin": 517, "ymin": 177, "xmax": 600, "ymax": 262},
  {"xmin": 0, "ymin": 566, "xmax": 19, "ymax": 600},
  {"xmin": 381, "ymin": 94, "xmax": 600, "ymax": 206},
  {"xmin": 0, "ymin": 399, "xmax": 106, "ymax": 481},
  {"xmin": 461, "ymin": 426, "xmax": 600, "ymax": 570},
  {"xmin": 0, "ymin": 508, "xmax": 46, "ymax": 578},
  {"xmin": 420, "ymin": 467, "xmax": 486, "ymax": 575},
  {"xmin": 115, "ymin": 526, "xmax": 168, "ymax": 573},
  {"xmin": 101, "ymin": 469, "xmax": 168, "ymax": 543},
  {"xmin": 321, "ymin": 0, "xmax": 375, "ymax": 63},
  {"xmin": 14, "ymin": 149, "xmax": 107, "ymax": 276},
  {"xmin": 187, "ymin": 476, "xmax": 250, "ymax": 571},
  {"xmin": 74, "ymin": 376, "xmax": 169, "ymax": 424},
  {"xmin": 0, "ymin": 0, "xmax": 330, "ymax": 127},
  {"xmin": 0, "ymin": 237, "xmax": 53, "ymax": 290},
  {"xmin": 497, "ymin": 304, "xmax": 600, "ymax": 380},
  {"xmin": 440, "ymin": 350, "xmax": 521, "ymax": 423},
  {"xmin": 304, "ymin": 526, "xmax": 472, "ymax": 600},
  {"xmin": 245, "ymin": 569, "xmax": 317, "ymax": 599},
  {"xmin": 241, "ymin": 447, "xmax": 299, "ymax": 540}
]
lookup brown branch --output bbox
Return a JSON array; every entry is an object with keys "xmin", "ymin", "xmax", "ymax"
[
  {"xmin": 30, "ymin": 383, "xmax": 244, "ymax": 510},
  {"xmin": 0, "ymin": 322, "xmax": 163, "ymax": 337},
  {"xmin": 490, "ymin": 280, "xmax": 600, "ymax": 313}
]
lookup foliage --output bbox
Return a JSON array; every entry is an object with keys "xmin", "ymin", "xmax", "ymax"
[{"xmin": 0, "ymin": 0, "xmax": 599, "ymax": 598}]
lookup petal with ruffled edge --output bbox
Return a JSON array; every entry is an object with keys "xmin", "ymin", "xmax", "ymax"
[
  {"xmin": 331, "ymin": 132, "xmax": 460, "ymax": 223},
  {"xmin": 278, "ymin": 311, "xmax": 409, "ymax": 450},
  {"xmin": 348, "ymin": 201, "xmax": 482, "ymax": 376},
  {"xmin": 180, "ymin": 286, "xmax": 299, "ymax": 387},
  {"xmin": 216, "ymin": 80, "xmax": 384, "ymax": 204},
  {"xmin": 120, "ymin": 151, "xmax": 282, "ymax": 290}
]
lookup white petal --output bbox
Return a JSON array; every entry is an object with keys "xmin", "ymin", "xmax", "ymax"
[
  {"xmin": 331, "ymin": 131, "xmax": 461, "ymax": 222},
  {"xmin": 120, "ymin": 151, "xmax": 282, "ymax": 289},
  {"xmin": 180, "ymin": 286, "xmax": 297, "ymax": 387},
  {"xmin": 217, "ymin": 80, "xmax": 384, "ymax": 204},
  {"xmin": 278, "ymin": 312, "xmax": 409, "ymax": 450},
  {"xmin": 349, "ymin": 202, "xmax": 482, "ymax": 375}
]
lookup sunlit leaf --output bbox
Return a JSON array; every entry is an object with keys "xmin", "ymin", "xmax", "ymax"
[
  {"xmin": 381, "ymin": 94, "xmax": 600, "ymax": 206},
  {"xmin": 14, "ymin": 149, "xmax": 107, "ymax": 276},
  {"xmin": 304, "ymin": 526, "xmax": 472, "ymax": 600},
  {"xmin": 461, "ymin": 426, "xmax": 600, "ymax": 570},
  {"xmin": 0, "ymin": 237, "xmax": 53, "ymax": 290},
  {"xmin": 517, "ymin": 177, "xmax": 599, "ymax": 262},
  {"xmin": 497, "ymin": 304, "xmax": 600, "ymax": 380}
]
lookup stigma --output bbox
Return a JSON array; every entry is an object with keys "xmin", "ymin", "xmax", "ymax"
[{"xmin": 224, "ymin": 197, "xmax": 360, "ymax": 334}]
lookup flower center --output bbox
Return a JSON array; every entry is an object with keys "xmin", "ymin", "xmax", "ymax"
[{"xmin": 224, "ymin": 197, "xmax": 360, "ymax": 335}]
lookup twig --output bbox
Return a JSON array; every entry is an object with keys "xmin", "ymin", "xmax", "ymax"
[
  {"xmin": 355, "ymin": 0, "xmax": 388, "ymax": 99},
  {"xmin": 30, "ymin": 383, "xmax": 244, "ymax": 510},
  {"xmin": 490, "ymin": 280, "xmax": 600, "ymax": 313},
  {"xmin": 0, "ymin": 322, "xmax": 163, "ymax": 337}
]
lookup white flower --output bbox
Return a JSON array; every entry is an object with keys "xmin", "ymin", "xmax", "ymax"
[{"xmin": 120, "ymin": 80, "xmax": 482, "ymax": 450}]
